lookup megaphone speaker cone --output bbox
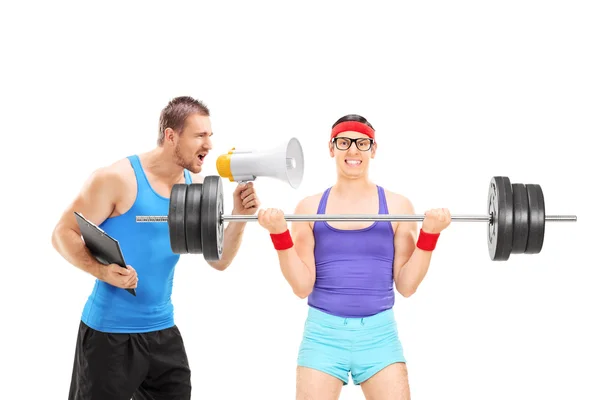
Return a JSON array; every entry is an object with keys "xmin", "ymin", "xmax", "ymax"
[{"xmin": 214, "ymin": 138, "xmax": 304, "ymax": 189}]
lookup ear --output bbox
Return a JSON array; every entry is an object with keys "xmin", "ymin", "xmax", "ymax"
[
  {"xmin": 370, "ymin": 141, "xmax": 377, "ymax": 158},
  {"xmin": 329, "ymin": 141, "xmax": 335, "ymax": 158},
  {"xmin": 164, "ymin": 128, "xmax": 177, "ymax": 145}
]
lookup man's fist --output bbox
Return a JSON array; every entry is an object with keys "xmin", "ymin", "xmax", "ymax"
[
  {"xmin": 422, "ymin": 208, "xmax": 451, "ymax": 234},
  {"xmin": 257, "ymin": 208, "xmax": 288, "ymax": 234},
  {"xmin": 100, "ymin": 264, "xmax": 138, "ymax": 289},
  {"xmin": 232, "ymin": 182, "xmax": 260, "ymax": 215}
]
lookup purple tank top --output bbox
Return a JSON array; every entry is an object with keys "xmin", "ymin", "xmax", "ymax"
[{"xmin": 307, "ymin": 185, "xmax": 396, "ymax": 318}]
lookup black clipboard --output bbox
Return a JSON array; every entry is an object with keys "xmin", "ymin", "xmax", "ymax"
[{"xmin": 74, "ymin": 211, "xmax": 136, "ymax": 296}]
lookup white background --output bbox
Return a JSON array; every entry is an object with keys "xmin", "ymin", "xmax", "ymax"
[{"xmin": 1, "ymin": 1, "xmax": 598, "ymax": 399}]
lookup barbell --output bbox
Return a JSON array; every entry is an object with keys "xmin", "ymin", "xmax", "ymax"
[{"xmin": 135, "ymin": 175, "xmax": 577, "ymax": 262}]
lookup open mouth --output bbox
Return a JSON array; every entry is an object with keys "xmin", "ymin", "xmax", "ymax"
[{"xmin": 197, "ymin": 154, "xmax": 206, "ymax": 163}]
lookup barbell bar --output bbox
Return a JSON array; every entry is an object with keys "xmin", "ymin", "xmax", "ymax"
[
  {"xmin": 221, "ymin": 215, "xmax": 575, "ymax": 222},
  {"xmin": 136, "ymin": 214, "xmax": 573, "ymax": 223},
  {"xmin": 135, "ymin": 175, "xmax": 577, "ymax": 262}
]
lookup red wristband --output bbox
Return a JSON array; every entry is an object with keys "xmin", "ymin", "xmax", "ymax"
[
  {"xmin": 270, "ymin": 229, "xmax": 294, "ymax": 250},
  {"xmin": 416, "ymin": 229, "xmax": 440, "ymax": 251}
]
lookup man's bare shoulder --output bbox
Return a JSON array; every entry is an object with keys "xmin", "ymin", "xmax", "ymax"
[
  {"xmin": 86, "ymin": 158, "xmax": 132, "ymax": 191},
  {"xmin": 383, "ymin": 188, "xmax": 415, "ymax": 214},
  {"xmin": 295, "ymin": 191, "xmax": 325, "ymax": 214},
  {"xmin": 67, "ymin": 158, "xmax": 133, "ymax": 224}
]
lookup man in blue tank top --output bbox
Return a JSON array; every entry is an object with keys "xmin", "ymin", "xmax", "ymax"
[
  {"xmin": 257, "ymin": 114, "xmax": 451, "ymax": 399},
  {"xmin": 51, "ymin": 96, "xmax": 260, "ymax": 400}
]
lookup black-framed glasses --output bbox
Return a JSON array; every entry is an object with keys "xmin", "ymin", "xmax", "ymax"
[{"xmin": 331, "ymin": 137, "xmax": 374, "ymax": 151}]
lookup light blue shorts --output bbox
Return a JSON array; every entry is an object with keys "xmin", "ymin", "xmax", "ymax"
[{"xmin": 297, "ymin": 307, "xmax": 406, "ymax": 385}]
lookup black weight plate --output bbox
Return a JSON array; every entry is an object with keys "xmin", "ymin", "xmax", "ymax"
[
  {"xmin": 185, "ymin": 183, "xmax": 203, "ymax": 254},
  {"xmin": 168, "ymin": 184, "xmax": 188, "ymax": 254},
  {"xmin": 525, "ymin": 183, "xmax": 545, "ymax": 254},
  {"xmin": 201, "ymin": 176, "xmax": 224, "ymax": 261},
  {"xmin": 487, "ymin": 176, "xmax": 513, "ymax": 261},
  {"xmin": 511, "ymin": 183, "xmax": 529, "ymax": 254}
]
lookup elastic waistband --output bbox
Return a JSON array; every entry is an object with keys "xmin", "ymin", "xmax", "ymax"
[{"xmin": 306, "ymin": 306, "xmax": 395, "ymax": 328}]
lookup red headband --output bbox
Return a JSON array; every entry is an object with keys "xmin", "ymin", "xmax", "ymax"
[{"xmin": 330, "ymin": 121, "xmax": 375, "ymax": 140}]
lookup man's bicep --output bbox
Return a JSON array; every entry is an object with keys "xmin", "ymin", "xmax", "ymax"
[
  {"xmin": 392, "ymin": 196, "xmax": 418, "ymax": 269},
  {"xmin": 393, "ymin": 222, "xmax": 417, "ymax": 266},
  {"xmin": 291, "ymin": 199, "xmax": 317, "ymax": 273},
  {"xmin": 58, "ymin": 168, "xmax": 120, "ymax": 231},
  {"xmin": 291, "ymin": 222, "xmax": 315, "ymax": 264}
]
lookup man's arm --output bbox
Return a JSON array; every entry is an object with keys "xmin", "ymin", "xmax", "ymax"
[
  {"xmin": 51, "ymin": 166, "xmax": 124, "ymax": 280},
  {"xmin": 206, "ymin": 219, "xmax": 247, "ymax": 271},
  {"xmin": 189, "ymin": 174, "xmax": 251, "ymax": 271},
  {"xmin": 392, "ymin": 196, "xmax": 435, "ymax": 297},
  {"xmin": 272, "ymin": 198, "xmax": 317, "ymax": 298}
]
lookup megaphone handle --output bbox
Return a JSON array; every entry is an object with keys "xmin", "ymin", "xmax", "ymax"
[{"xmin": 234, "ymin": 175, "xmax": 257, "ymax": 183}]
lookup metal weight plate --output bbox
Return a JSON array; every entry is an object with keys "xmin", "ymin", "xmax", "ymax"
[
  {"xmin": 487, "ymin": 176, "xmax": 513, "ymax": 261},
  {"xmin": 168, "ymin": 184, "xmax": 188, "ymax": 254},
  {"xmin": 200, "ymin": 176, "xmax": 224, "ymax": 261},
  {"xmin": 185, "ymin": 183, "xmax": 203, "ymax": 254},
  {"xmin": 511, "ymin": 183, "xmax": 530, "ymax": 254},
  {"xmin": 525, "ymin": 183, "xmax": 545, "ymax": 254}
]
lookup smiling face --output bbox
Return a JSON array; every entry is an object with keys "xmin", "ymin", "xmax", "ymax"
[{"xmin": 329, "ymin": 130, "xmax": 377, "ymax": 179}]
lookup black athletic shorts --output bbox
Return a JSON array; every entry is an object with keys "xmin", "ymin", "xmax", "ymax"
[{"xmin": 68, "ymin": 320, "xmax": 191, "ymax": 400}]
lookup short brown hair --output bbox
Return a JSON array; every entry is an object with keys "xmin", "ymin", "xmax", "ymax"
[{"xmin": 157, "ymin": 96, "xmax": 210, "ymax": 145}]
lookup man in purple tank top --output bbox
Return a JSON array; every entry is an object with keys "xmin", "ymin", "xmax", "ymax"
[{"xmin": 258, "ymin": 114, "xmax": 451, "ymax": 399}]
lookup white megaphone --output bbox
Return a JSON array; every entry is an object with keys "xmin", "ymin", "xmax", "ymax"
[{"xmin": 215, "ymin": 137, "xmax": 304, "ymax": 189}]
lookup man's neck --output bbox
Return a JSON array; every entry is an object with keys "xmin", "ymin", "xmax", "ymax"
[
  {"xmin": 140, "ymin": 147, "xmax": 185, "ymax": 185},
  {"xmin": 331, "ymin": 175, "xmax": 375, "ymax": 198}
]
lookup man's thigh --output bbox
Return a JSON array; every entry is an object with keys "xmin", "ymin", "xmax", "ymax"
[
  {"xmin": 360, "ymin": 362, "xmax": 410, "ymax": 400},
  {"xmin": 68, "ymin": 321, "xmax": 149, "ymax": 400},
  {"xmin": 350, "ymin": 310, "xmax": 409, "ymax": 398},
  {"xmin": 133, "ymin": 325, "xmax": 191, "ymax": 400},
  {"xmin": 296, "ymin": 366, "xmax": 344, "ymax": 400}
]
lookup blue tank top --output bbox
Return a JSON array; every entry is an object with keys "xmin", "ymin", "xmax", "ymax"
[
  {"xmin": 307, "ymin": 185, "xmax": 396, "ymax": 318},
  {"xmin": 81, "ymin": 155, "xmax": 192, "ymax": 333}
]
